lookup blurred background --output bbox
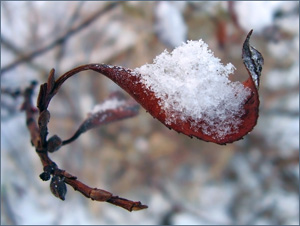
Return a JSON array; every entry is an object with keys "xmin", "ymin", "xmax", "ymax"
[{"xmin": 1, "ymin": 1, "xmax": 299, "ymax": 225}]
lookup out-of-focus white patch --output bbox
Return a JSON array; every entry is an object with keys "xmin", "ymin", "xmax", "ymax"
[
  {"xmin": 258, "ymin": 115, "xmax": 299, "ymax": 157},
  {"xmin": 234, "ymin": 1, "xmax": 284, "ymax": 33},
  {"xmin": 197, "ymin": 183, "xmax": 234, "ymax": 224},
  {"xmin": 259, "ymin": 62, "xmax": 299, "ymax": 155},
  {"xmin": 171, "ymin": 212, "xmax": 207, "ymax": 225},
  {"xmin": 265, "ymin": 63, "xmax": 299, "ymax": 91},
  {"xmin": 154, "ymin": 1, "xmax": 187, "ymax": 48}
]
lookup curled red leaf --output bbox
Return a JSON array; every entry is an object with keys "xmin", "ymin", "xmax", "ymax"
[
  {"xmin": 85, "ymin": 30, "xmax": 263, "ymax": 144},
  {"xmin": 51, "ymin": 30, "xmax": 262, "ymax": 145},
  {"xmin": 25, "ymin": 30, "xmax": 262, "ymax": 212}
]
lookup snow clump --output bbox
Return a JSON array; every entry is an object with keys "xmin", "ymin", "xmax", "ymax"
[{"xmin": 134, "ymin": 40, "xmax": 251, "ymax": 138}]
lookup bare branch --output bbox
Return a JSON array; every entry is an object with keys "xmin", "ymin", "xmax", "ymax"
[
  {"xmin": 1, "ymin": 2, "xmax": 119, "ymax": 75},
  {"xmin": 1, "ymin": 35, "xmax": 49, "ymax": 74},
  {"xmin": 22, "ymin": 69, "xmax": 147, "ymax": 211}
]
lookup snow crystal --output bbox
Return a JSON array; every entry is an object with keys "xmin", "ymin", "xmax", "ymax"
[
  {"xmin": 134, "ymin": 40, "xmax": 251, "ymax": 138},
  {"xmin": 89, "ymin": 98, "xmax": 125, "ymax": 114}
]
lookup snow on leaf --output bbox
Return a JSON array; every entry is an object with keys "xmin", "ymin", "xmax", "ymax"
[
  {"xmin": 56, "ymin": 31, "xmax": 262, "ymax": 145},
  {"xmin": 62, "ymin": 91, "xmax": 139, "ymax": 145},
  {"xmin": 134, "ymin": 39, "xmax": 251, "ymax": 140},
  {"xmin": 89, "ymin": 96, "xmax": 126, "ymax": 115},
  {"xmin": 85, "ymin": 30, "xmax": 263, "ymax": 144}
]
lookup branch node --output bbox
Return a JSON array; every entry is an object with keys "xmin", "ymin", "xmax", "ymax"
[
  {"xmin": 38, "ymin": 110, "xmax": 50, "ymax": 127},
  {"xmin": 90, "ymin": 188, "xmax": 112, "ymax": 202},
  {"xmin": 47, "ymin": 135, "xmax": 62, "ymax": 153}
]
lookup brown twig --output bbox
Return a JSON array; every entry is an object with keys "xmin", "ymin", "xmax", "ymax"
[
  {"xmin": 22, "ymin": 67, "xmax": 147, "ymax": 211},
  {"xmin": 54, "ymin": 1, "xmax": 85, "ymax": 70},
  {"xmin": 1, "ymin": 87, "xmax": 21, "ymax": 99},
  {"xmin": 1, "ymin": 2, "xmax": 119, "ymax": 75},
  {"xmin": 1, "ymin": 35, "xmax": 49, "ymax": 75}
]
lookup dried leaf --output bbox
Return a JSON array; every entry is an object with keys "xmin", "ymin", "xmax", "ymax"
[
  {"xmin": 50, "ymin": 30, "xmax": 262, "ymax": 145},
  {"xmin": 89, "ymin": 31, "xmax": 263, "ymax": 144},
  {"xmin": 242, "ymin": 29, "xmax": 264, "ymax": 89},
  {"xmin": 37, "ymin": 83, "xmax": 48, "ymax": 112},
  {"xmin": 62, "ymin": 91, "xmax": 139, "ymax": 145},
  {"xmin": 85, "ymin": 91, "xmax": 139, "ymax": 132},
  {"xmin": 47, "ymin": 68, "xmax": 56, "ymax": 95}
]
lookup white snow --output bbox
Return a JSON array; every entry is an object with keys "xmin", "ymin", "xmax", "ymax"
[
  {"xmin": 154, "ymin": 1, "xmax": 187, "ymax": 48},
  {"xmin": 134, "ymin": 40, "xmax": 251, "ymax": 138},
  {"xmin": 234, "ymin": 1, "xmax": 284, "ymax": 33},
  {"xmin": 89, "ymin": 98, "xmax": 125, "ymax": 115}
]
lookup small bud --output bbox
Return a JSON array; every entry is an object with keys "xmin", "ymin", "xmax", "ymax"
[
  {"xmin": 47, "ymin": 69, "xmax": 56, "ymax": 94},
  {"xmin": 47, "ymin": 135, "xmax": 62, "ymax": 153},
  {"xmin": 38, "ymin": 110, "xmax": 50, "ymax": 127},
  {"xmin": 50, "ymin": 175, "xmax": 67, "ymax": 201},
  {"xmin": 90, "ymin": 188, "xmax": 112, "ymax": 201},
  {"xmin": 39, "ymin": 172, "xmax": 51, "ymax": 181},
  {"xmin": 43, "ymin": 162, "xmax": 58, "ymax": 174}
]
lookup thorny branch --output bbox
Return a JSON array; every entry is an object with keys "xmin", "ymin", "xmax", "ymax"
[
  {"xmin": 1, "ymin": 2, "xmax": 119, "ymax": 75},
  {"xmin": 22, "ymin": 76, "xmax": 147, "ymax": 211}
]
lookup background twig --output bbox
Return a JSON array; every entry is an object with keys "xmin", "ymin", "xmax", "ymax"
[{"xmin": 1, "ymin": 2, "xmax": 119, "ymax": 75}]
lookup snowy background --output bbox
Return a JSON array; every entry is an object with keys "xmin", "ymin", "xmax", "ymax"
[{"xmin": 1, "ymin": 1, "xmax": 299, "ymax": 225}]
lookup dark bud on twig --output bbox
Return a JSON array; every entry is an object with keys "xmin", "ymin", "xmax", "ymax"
[
  {"xmin": 40, "ymin": 162, "xmax": 58, "ymax": 181},
  {"xmin": 39, "ymin": 172, "xmax": 51, "ymax": 181},
  {"xmin": 44, "ymin": 162, "xmax": 58, "ymax": 174},
  {"xmin": 38, "ymin": 110, "xmax": 50, "ymax": 127},
  {"xmin": 50, "ymin": 175, "xmax": 67, "ymax": 201},
  {"xmin": 47, "ymin": 135, "xmax": 62, "ymax": 153}
]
